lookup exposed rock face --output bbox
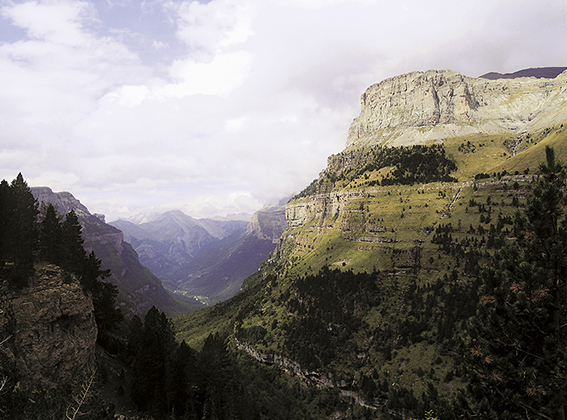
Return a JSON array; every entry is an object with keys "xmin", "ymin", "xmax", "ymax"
[
  {"xmin": 0, "ymin": 265, "xmax": 97, "ymax": 390},
  {"xmin": 246, "ymin": 205, "xmax": 288, "ymax": 243},
  {"xmin": 347, "ymin": 69, "xmax": 567, "ymax": 149},
  {"xmin": 32, "ymin": 187, "xmax": 91, "ymax": 218}
]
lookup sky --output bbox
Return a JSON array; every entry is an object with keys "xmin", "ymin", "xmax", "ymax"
[{"xmin": 0, "ymin": 0, "xmax": 566, "ymax": 222}]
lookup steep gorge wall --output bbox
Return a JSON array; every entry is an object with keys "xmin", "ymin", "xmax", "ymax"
[
  {"xmin": 347, "ymin": 69, "xmax": 567, "ymax": 149},
  {"xmin": 246, "ymin": 206, "xmax": 288, "ymax": 243}
]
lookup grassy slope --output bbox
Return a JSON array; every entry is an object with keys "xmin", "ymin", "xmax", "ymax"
[{"xmin": 173, "ymin": 125, "xmax": 567, "ymax": 411}]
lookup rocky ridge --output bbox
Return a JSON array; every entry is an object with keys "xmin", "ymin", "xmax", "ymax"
[
  {"xmin": 0, "ymin": 265, "xmax": 97, "ymax": 391},
  {"xmin": 347, "ymin": 69, "xmax": 567, "ymax": 149},
  {"xmin": 31, "ymin": 187, "xmax": 191, "ymax": 317}
]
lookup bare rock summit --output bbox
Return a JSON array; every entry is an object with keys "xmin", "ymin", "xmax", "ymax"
[{"xmin": 347, "ymin": 69, "xmax": 567, "ymax": 149}]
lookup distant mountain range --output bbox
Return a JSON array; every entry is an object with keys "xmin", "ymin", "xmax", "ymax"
[
  {"xmin": 111, "ymin": 210, "xmax": 249, "ymax": 280},
  {"xmin": 110, "ymin": 205, "xmax": 287, "ymax": 304},
  {"xmin": 31, "ymin": 187, "xmax": 198, "ymax": 317}
]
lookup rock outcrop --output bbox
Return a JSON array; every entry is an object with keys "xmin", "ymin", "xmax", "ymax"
[
  {"xmin": 32, "ymin": 187, "xmax": 91, "ymax": 218},
  {"xmin": 0, "ymin": 265, "xmax": 97, "ymax": 391},
  {"xmin": 347, "ymin": 69, "xmax": 567, "ymax": 149},
  {"xmin": 246, "ymin": 205, "xmax": 288, "ymax": 243}
]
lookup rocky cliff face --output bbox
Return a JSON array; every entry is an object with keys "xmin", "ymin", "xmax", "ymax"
[
  {"xmin": 246, "ymin": 205, "xmax": 287, "ymax": 243},
  {"xmin": 32, "ymin": 187, "xmax": 91, "ymax": 217},
  {"xmin": 0, "ymin": 265, "xmax": 97, "ymax": 391},
  {"xmin": 262, "ymin": 68, "xmax": 567, "ymax": 278},
  {"xmin": 347, "ymin": 69, "xmax": 567, "ymax": 149}
]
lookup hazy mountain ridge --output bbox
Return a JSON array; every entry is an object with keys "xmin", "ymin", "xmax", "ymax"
[
  {"xmin": 31, "ymin": 187, "xmax": 194, "ymax": 317},
  {"xmin": 113, "ymin": 205, "xmax": 287, "ymax": 304},
  {"xmin": 110, "ymin": 210, "xmax": 249, "ymax": 280}
]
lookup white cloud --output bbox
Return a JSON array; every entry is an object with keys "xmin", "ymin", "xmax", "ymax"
[
  {"xmin": 1, "ymin": 0, "xmax": 95, "ymax": 46},
  {"xmin": 172, "ymin": 0, "xmax": 255, "ymax": 50},
  {"xmin": 157, "ymin": 50, "xmax": 253, "ymax": 98},
  {"xmin": 0, "ymin": 0, "xmax": 566, "ymax": 221}
]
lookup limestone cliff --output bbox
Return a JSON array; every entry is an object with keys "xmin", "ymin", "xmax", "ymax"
[
  {"xmin": 347, "ymin": 69, "xmax": 567, "ymax": 149},
  {"xmin": 0, "ymin": 265, "xmax": 97, "ymax": 391},
  {"xmin": 261, "ymin": 68, "xmax": 567, "ymax": 279},
  {"xmin": 246, "ymin": 205, "xmax": 287, "ymax": 243}
]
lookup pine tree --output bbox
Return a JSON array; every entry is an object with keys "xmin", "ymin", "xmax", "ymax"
[
  {"xmin": 462, "ymin": 146, "xmax": 567, "ymax": 419},
  {"xmin": 3, "ymin": 173, "xmax": 39, "ymax": 286},
  {"xmin": 130, "ymin": 306, "xmax": 174, "ymax": 417},
  {"xmin": 60, "ymin": 209, "xmax": 86, "ymax": 276},
  {"xmin": 39, "ymin": 203, "xmax": 63, "ymax": 265},
  {"xmin": 0, "ymin": 179, "xmax": 10, "ymax": 264}
]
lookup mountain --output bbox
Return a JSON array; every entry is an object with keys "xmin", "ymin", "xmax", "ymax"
[
  {"xmin": 347, "ymin": 68, "xmax": 567, "ymax": 150},
  {"xmin": 479, "ymin": 66, "xmax": 567, "ymax": 80},
  {"xmin": 173, "ymin": 68, "xmax": 567, "ymax": 417},
  {"xmin": 163, "ymin": 204, "xmax": 287, "ymax": 304},
  {"xmin": 112, "ymin": 205, "xmax": 287, "ymax": 304},
  {"xmin": 110, "ymin": 210, "xmax": 248, "ymax": 280},
  {"xmin": 31, "ymin": 187, "xmax": 196, "ymax": 317}
]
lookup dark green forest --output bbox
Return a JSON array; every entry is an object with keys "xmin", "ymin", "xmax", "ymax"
[{"xmin": 294, "ymin": 144, "xmax": 458, "ymax": 199}]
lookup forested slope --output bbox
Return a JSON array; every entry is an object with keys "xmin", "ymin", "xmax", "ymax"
[{"xmin": 174, "ymin": 125, "xmax": 567, "ymax": 419}]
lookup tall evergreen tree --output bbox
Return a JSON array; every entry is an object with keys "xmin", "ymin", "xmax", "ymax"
[
  {"xmin": 60, "ymin": 209, "xmax": 86, "ymax": 275},
  {"xmin": 3, "ymin": 173, "xmax": 39, "ymax": 286},
  {"xmin": 38, "ymin": 203, "xmax": 63, "ymax": 265},
  {"xmin": 462, "ymin": 146, "xmax": 567, "ymax": 419},
  {"xmin": 0, "ymin": 179, "xmax": 10, "ymax": 264},
  {"xmin": 130, "ymin": 306, "xmax": 175, "ymax": 418}
]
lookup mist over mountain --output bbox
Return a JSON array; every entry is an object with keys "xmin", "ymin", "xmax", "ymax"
[
  {"xmin": 111, "ymin": 210, "xmax": 248, "ymax": 280},
  {"xmin": 31, "ymin": 187, "xmax": 195, "ymax": 317},
  {"xmin": 111, "ymin": 204, "xmax": 287, "ymax": 304}
]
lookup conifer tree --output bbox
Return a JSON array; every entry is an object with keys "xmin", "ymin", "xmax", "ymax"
[
  {"xmin": 39, "ymin": 203, "xmax": 63, "ymax": 265},
  {"xmin": 3, "ymin": 173, "xmax": 39, "ymax": 286},
  {"xmin": 60, "ymin": 209, "xmax": 86, "ymax": 275},
  {"xmin": 130, "ymin": 306, "xmax": 174, "ymax": 417},
  {"xmin": 0, "ymin": 179, "xmax": 10, "ymax": 264},
  {"xmin": 462, "ymin": 146, "xmax": 567, "ymax": 419}
]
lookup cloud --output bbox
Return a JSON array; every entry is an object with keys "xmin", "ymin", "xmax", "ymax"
[
  {"xmin": 0, "ymin": 0, "xmax": 566, "ymax": 221},
  {"xmin": 157, "ymin": 50, "xmax": 253, "ymax": 98},
  {"xmin": 170, "ymin": 0, "xmax": 256, "ymax": 58}
]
